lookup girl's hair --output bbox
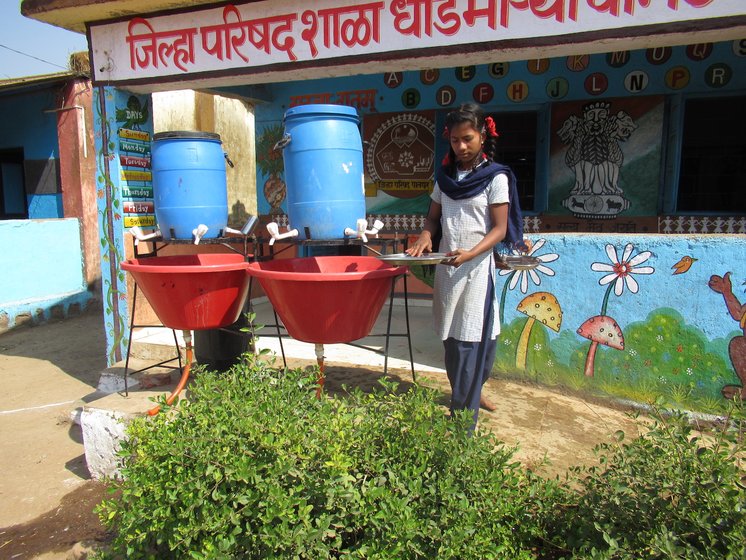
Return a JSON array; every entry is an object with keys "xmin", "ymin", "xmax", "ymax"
[{"xmin": 443, "ymin": 102, "xmax": 499, "ymax": 172}]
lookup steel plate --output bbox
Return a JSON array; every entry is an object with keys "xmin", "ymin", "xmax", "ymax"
[{"xmin": 376, "ymin": 253, "xmax": 454, "ymax": 266}]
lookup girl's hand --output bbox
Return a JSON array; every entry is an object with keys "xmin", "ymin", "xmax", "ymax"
[
  {"xmin": 405, "ymin": 234, "xmax": 432, "ymax": 257},
  {"xmin": 445, "ymin": 248, "xmax": 473, "ymax": 267}
]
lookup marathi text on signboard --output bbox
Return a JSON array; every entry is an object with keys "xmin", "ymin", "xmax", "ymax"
[{"xmin": 89, "ymin": 0, "xmax": 737, "ymax": 84}]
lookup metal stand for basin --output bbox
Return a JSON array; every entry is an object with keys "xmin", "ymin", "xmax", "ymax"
[
  {"xmin": 247, "ymin": 275, "xmax": 287, "ymax": 368},
  {"xmin": 123, "ymin": 255, "xmax": 183, "ymax": 397},
  {"xmin": 123, "ymin": 235, "xmax": 258, "ymax": 393},
  {"xmin": 342, "ymin": 273, "xmax": 415, "ymax": 380},
  {"xmin": 253, "ymin": 272, "xmax": 415, "ymax": 383}
]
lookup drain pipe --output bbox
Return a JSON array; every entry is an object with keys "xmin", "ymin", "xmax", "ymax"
[
  {"xmin": 315, "ymin": 343, "xmax": 325, "ymax": 398},
  {"xmin": 148, "ymin": 330, "xmax": 192, "ymax": 416}
]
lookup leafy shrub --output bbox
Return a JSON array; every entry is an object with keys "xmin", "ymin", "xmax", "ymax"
[
  {"xmin": 98, "ymin": 355, "xmax": 556, "ymax": 559},
  {"xmin": 97, "ymin": 349, "xmax": 746, "ymax": 559},
  {"xmin": 545, "ymin": 401, "xmax": 746, "ymax": 559}
]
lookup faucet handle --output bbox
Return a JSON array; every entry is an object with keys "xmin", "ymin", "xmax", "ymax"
[
  {"xmin": 129, "ymin": 226, "xmax": 161, "ymax": 245},
  {"xmin": 266, "ymin": 222, "xmax": 299, "ymax": 246},
  {"xmin": 192, "ymin": 224, "xmax": 209, "ymax": 245}
]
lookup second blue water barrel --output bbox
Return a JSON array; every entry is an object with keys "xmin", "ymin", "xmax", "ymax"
[
  {"xmin": 280, "ymin": 104, "xmax": 366, "ymax": 240},
  {"xmin": 152, "ymin": 131, "xmax": 228, "ymax": 240}
]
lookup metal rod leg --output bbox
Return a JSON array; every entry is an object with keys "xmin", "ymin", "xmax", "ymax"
[
  {"xmin": 403, "ymin": 275, "xmax": 416, "ymax": 382},
  {"xmin": 171, "ymin": 329, "xmax": 183, "ymax": 372},
  {"xmin": 383, "ymin": 276, "xmax": 396, "ymax": 377},
  {"xmin": 274, "ymin": 310, "xmax": 287, "ymax": 368},
  {"xmin": 123, "ymin": 283, "xmax": 139, "ymax": 397}
]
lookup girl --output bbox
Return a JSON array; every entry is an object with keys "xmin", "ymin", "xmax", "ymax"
[{"xmin": 406, "ymin": 103, "xmax": 519, "ymax": 431}]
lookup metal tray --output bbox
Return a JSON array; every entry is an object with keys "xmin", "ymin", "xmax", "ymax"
[
  {"xmin": 496, "ymin": 255, "xmax": 541, "ymax": 271},
  {"xmin": 376, "ymin": 253, "xmax": 454, "ymax": 266}
]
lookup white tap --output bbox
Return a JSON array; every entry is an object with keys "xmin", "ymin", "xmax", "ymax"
[
  {"xmin": 368, "ymin": 219, "xmax": 384, "ymax": 237},
  {"xmin": 266, "ymin": 222, "xmax": 299, "ymax": 246},
  {"xmin": 192, "ymin": 224, "xmax": 209, "ymax": 245},
  {"xmin": 344, "ymin": 218, "xmax": 384, "ymax": 244},
  {"xmin": 129, "ymin": 226, "xmax": 161, "ymax": 246}
]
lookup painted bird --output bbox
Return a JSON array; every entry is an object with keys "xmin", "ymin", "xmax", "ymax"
[{"xmin": 672, "ymin": 255, "xmax": 697, "ymax": 275}]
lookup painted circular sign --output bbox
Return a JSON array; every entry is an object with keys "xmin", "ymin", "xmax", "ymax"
[{"xmin": 365, "ymin": 113, "xmax": 435, "ymax": 199}]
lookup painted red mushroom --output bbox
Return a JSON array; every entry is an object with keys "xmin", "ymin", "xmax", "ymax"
[{"xmin": 577, "ymin": 315, "xmax": 624, "ymax": 377}]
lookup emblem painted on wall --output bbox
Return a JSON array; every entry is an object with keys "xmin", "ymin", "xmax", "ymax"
[{"xmin": 558, "ymin": 101, "xmax": 635, "ymax": 219}]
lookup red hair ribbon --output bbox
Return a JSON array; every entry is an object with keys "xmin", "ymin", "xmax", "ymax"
[
  {"xmin": 442, "ymin": 125, "xmax": 449, "ymax": 139},
  {"xmin": 484, "ymin": 116, "xmax": 499, "ymax": 138},
  {"xmin": 441, "ymin": 152, "xmax": 451, "ymax": 166}
]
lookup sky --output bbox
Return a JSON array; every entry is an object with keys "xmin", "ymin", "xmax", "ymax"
[{"xmin": 0, "ymin": 3, "xmax": 89, "ymax": 79}]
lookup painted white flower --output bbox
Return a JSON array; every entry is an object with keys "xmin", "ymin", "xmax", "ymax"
[
  {"xmin": 534, "ymin": 343, "xmax": 542, "ymax": 351},
  {"xmin": 591, "ymin": 243, "xmax": 654, "ymax": 296},
  {"xmin": 656, "ymin": 335, "xmax": 664, "ymax": 342},
  {"xmin": 499, "ymin": 238, "xmax": 559, "ymax": 294}
]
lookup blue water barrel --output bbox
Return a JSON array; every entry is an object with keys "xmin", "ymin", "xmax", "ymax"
[
  {"xmin": 280, "ymin": 104, "xmax": 366, "ymax": 240},
  {"xmin": 152, "ymin": 131, "xmax": 228, "ymax": 240}
]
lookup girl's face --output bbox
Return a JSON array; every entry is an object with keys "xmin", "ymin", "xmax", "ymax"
[{"xmin": 448, "ymin": 121, "xmax": 484, "ymax": 166}]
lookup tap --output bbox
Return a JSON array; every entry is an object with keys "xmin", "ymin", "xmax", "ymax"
[
  {"xmin": 192, "ymin": 224, "xmax": 209, "ymax": 245},
  {"xmin": 344, "ymin": 219, "xmax": 384, "ymax": 244},
  {"xmin": 266, "ymin": 222, "xmax": 299, "ymax": 246},
  {"xmin": 129, "ymin": 226, "xmax": 161, "ymax": 246}
]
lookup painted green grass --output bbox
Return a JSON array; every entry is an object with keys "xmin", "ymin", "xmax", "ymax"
[{"xmin": 494, "ymin": 308, "xmax": 740, "ymax": 415}]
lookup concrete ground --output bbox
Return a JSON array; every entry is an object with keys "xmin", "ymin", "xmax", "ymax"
[{"xmin": 0, "ymin": 296, "xmax": 639, "ymax": 557}]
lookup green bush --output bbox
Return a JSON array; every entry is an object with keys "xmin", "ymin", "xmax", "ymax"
[
  {"xmin": 546, "ymin": 402, "xmax": 746, "ymax": 559},
  {"xmin": 98, "ymin": 355, "xmax": 556, "ymax": 559},
  {"xmin": 98, "ymin": 351, "xmax": 746, "ymax": 559}
]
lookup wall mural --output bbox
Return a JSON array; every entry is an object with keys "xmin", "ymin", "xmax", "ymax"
[
  {"xmin": 363, "ymin": 111, "xmax": 435, "ymax": 216},
  {"xmin": 256, "ymin": 123, "xmax": 286, "ymax": 215},
  {"xmin": 94, "ymin": 88, "xmax": 155, "ymax": 365},
  {"xmin": 557, "ymin": 101, "xmax": 635, "ymax": 218},
  {"xmin": 494, "ymin": 236, "xmax": 745, "ymax": 413},
  {"xmin": 708, "ymin": 273, "xmax": 746, "ymax": 400},
  {"xmin": 549, "ymin": 96, "xmax": 663, "ymax": 217}
]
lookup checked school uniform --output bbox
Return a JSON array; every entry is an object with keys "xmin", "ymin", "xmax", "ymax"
[{"xmin": 431, "ymin": 163, "xmax": 511, "ymax": 428}]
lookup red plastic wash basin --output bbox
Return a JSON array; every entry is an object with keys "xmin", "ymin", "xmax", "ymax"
[
  {"xmin": 247, "ymin": 256, "xmax": 407, "ymax": 344},
  {"xmin": 121, "ymin": 254, "xmax": 251, "ymax": 330}
]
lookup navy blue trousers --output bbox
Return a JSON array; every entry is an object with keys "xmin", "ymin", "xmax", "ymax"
[{"xmin": 443, "ymin": 275, "xmax": 497, "ymax": 431}]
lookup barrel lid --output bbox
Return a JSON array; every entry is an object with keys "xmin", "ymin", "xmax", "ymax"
[
  {"xmin": 153, "ymin": 131, "xmax": 221, "ymax": 141},
  {"xmin": 283, "ymin": 104, "xmax": 359, "ymax": 121}
]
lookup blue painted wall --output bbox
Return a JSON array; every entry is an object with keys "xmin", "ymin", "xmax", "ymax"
[
  {"xmin": 0, "ymin": 219, "xmax": 90, "ymax": 329},
  {"xmin": 0, "ymin": 88, "xmax": 63, "ymax": 219}
]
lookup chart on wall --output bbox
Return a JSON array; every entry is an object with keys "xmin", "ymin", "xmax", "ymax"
[
  {"xmin": 116, "ymin": 95, "xmax": 155, "ymax": 230},
  {"xmin": 363, "ymin": 111, "xmax": 435, "ymax": 216},
  {"xmin": 548, "ymin": 95, "xmax": 663, "ymax": 218}
]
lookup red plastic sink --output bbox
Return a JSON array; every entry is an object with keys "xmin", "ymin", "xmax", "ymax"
[
  {"xmin": 247, "ymin": 256, "xmax": 407, "ymax": 344},
  {"xmin": 121, "ymin": 254, "xmax": 251, "ymax": 330}
]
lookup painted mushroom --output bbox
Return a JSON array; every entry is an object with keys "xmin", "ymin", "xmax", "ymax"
[
  {"xmin": 515, "ymin": 292, "xmax": 563, "ymax": 369},
  {"xmin": 577, "ymin": 315, "xmax": 625, "ymax": 378}
]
